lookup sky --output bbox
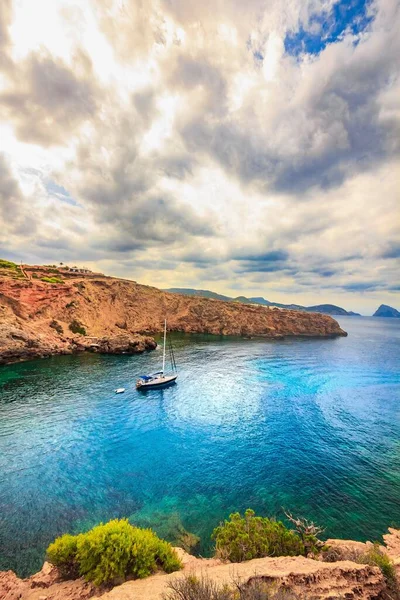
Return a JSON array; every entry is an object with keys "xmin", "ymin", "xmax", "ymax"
[{"xmin": 0, "ymin": 0, "xmax": 399, "ymax": 315}]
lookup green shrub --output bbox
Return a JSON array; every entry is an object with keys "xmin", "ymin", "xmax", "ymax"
[
  {"xmin": 77, "ymin": 519, "xmax": 137, "ymax": 585},
  {"xmin": 359, "ymin": 544, "xmax": 398, "ymax": 597},
  {"xmin": 154, "ymin": 538, "xmax": 183, "ymax": 573},
  {"xmin": 0, "ymin": 259, "xmax": 18, "ymax": 270},
  {"xmin": 0, "ymin": 258, "xmax": 24, "ymax": 278},
  {"xmin": 46, "ymin": 519, "xmax": 182, "ymax": 586},
  {"xmin": 41, "ymin": 276, "xmax": 64, "ymax": 284},
  {"xmin": 212, "ymin": 509, "xmax": 304, "ymax": 562},
  {"xmin": 47, "ymin": 533, "xmax": 79, "ymax": 579},
  {"xmin": 323, "ymin": 542, "xmax": 399, "ymax": 599},
  {"xmin": 69, "ymin": 320, "xmax": 86, "ymax": 335},
  {"xmin": 50, "ymin": 320, "xmax": 63, "ymax": 334}
]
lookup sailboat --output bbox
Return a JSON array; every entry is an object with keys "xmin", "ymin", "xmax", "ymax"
[{"xmin": 136, "ymin": 320, "xmax": 178, "ymax": 390}]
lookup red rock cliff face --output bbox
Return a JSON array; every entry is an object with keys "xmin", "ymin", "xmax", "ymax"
[{"xmin": 0, "ymin": 273, "xmax": 347, "ymax": 364}]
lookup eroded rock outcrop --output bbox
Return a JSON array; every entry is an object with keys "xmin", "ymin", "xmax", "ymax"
[
  {"xmin": 0, "ymin": 562, "xmax": 97, "ymax": 600},
  {"xmin": 4, "ymin": 531, "xmax": 400, "ymax": 600},
  {"xmin": 1, "ymin": 552, "xmax": 386, "ymax": 600},
  {"xmin": 100, "ymin": 552, "xmax": 386, "ymax": 600},
  {"xmin": 0, "ymin": 269, "xmax": 347, "ymax": 365},
  {"xmin": 73, "ymin": 334, "xmax": 157, "ymax": 355},
  {"xmin": 384, "ymin": 528, "xmax": 400, "ymax": 579}
]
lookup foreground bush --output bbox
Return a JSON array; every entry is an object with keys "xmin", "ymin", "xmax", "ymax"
[
  {"xmin": 47, "ymin": 533, "xmax": 78, "ymax": 579},
  {"xmin": 46, "ymin": 519, "xmax": 182, "ymax": 585},
  {"xmin": 164, "ymin": 575, "xmax": 300, "ymax": 600},
  {"xmin": 212, "ymin": 509, "xmax": 304, "ymax": 562},
  {"xmin": 358, "ymin": 544, "xmax": 399, "ymax": 599}
]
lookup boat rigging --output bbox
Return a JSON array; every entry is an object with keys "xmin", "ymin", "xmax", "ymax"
[{"xmin": 136, "ymin": 320, "xmax": 178, "ymax": 390}]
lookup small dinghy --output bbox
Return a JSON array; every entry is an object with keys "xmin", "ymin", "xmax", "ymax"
[
  {"xmin": 136, "ymin": 320, "xmax": 177, "ymax": 390},
  {"xmin": 115, "ymin": 388, "xmax": 126, "ymax": 394}
]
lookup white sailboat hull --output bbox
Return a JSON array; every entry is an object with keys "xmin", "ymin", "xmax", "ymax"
[{"xmin": 136, "ymin": 374, "xmax": 177, "ymax": 389}]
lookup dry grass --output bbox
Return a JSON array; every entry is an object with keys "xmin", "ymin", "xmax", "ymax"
[{"xmin": 163, "ymin": 575, "xmax": 299, "ymax": 600}]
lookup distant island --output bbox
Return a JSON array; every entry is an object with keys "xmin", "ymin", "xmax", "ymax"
[
  {"xmin": 373, "ymin": 304, "xmax": 400, "ymax": 318},
  {"xmin": 165, "ymin": 288, "xmax": 361, "ymax": 316}
]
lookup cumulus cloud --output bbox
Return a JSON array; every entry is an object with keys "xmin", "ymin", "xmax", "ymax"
[
  {"xmin": 0, "ymin": 0, "xmax": 399, "ymax": 313},
  {"xmin": 0, "ymin": 0, "xmax": 13, "ymax": 72},
  {"xmin": 0, "ymin": 49, "xmax": 99, "ymax": 145}
]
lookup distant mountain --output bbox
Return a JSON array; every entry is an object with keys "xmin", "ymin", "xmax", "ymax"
[
  {"xmin": 306, "ymin": 304, "xmax": 359, "ymax": 316},
  {"xmin": 232, "ymin": 295, "xmax": 258, "ymax": 304},
  {"xmin": 165, "ymin": 288, "xmax": 232, "ymax": 302},
  {"xmin": 247, "ymin": 296, "xmax": 272, "ymax": 306},
  {"xmin": 164, "ymin": 288, "xmax": 360, "ymax": 316},
  {"xmin": 373, "ymin": 304, "xmax": 400, "ymax": 318}
]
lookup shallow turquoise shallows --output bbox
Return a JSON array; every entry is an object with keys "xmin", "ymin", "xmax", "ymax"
[{"xmin": 0, "ymin": 316, "xmax": 400, "ymax": 576}]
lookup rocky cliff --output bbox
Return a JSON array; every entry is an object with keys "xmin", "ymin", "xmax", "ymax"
[
  {"xmin": 0, "ymin": 266, "xmax": 347, "ymax": 365},
  {"xmin": 2, "ymin": 532, "xmax": 400, "ymax": 600}
]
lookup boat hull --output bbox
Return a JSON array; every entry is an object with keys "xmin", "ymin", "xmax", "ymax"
[{"xmin": 136, "ymin": 374, "xmax": 177, "ymax": 390}]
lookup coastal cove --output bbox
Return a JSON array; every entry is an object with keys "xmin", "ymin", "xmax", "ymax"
[{"xmin": 0, "ymin": 316, "xmax": 399, "ymax": 578}]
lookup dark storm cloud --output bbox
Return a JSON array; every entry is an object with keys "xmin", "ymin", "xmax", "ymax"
[
  {"xmin": 36, "ymin": 235, "xmax": 75, "ymax": 250},
  {"xmin": 230, "ymin": 249, "xmax": 291, "ymax": 275},
  {"xmin": 115, "ymin": 194, "xmax": 215, "ymax": 244},
  {"xmin": 57, "ymin": 96, "xmax": 217, "ymax": 253},
  {"xmin": 342, "ymin": 281, "xmax": 385, "ymax": 291},
  {"xmin": 238, "ymin": 263, "xmax": 290, "ymax": 273},
  {"xmin": 379, "ymin": 242, "xmax": 400, "ymax": 259},
  {"xmin": 313, "ymin": 268, "xmax": 337, "ymax": 277},
  {"xmin": 0, "ymin": 154, "xmax": 37, "ymax": 236},
  {"xmin": 70, "ymin": 163, "xmax": 214, "ymax": 249},
  {"xmin": 234, "ymin": 260, "xmax": 292, "ymax": 274},
  {"xmin": 0, "ymin": 155, "xmax": 20, "ymax": 209},
  {"xmin": 179, "ymin": 251, "xmax": 221, "ymax": 265},
  {"xmin": 233, "ymin": 250, "xmax": 289, "ymax": 262},
  {"xmin": 0, "ymin": 50, "xmax": 99, "ymax": 146},
  {"xmin": 170, "ymin": 56, "xmax": 227, "ymax": 114}
]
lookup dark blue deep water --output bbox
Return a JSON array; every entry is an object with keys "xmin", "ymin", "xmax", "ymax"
[{"xmin": 0, "ymin": 316, "xmax": 399, "ymax": 576}]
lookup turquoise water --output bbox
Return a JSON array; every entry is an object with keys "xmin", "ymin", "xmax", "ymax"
[{"xmin": 0, "ymin": 316, "xmax": 399, "ymax": 576}]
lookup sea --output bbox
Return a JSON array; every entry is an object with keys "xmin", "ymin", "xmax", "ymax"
[{"xmin": 0, "ymin": 316, "xmax": 399, "ymax": 576}]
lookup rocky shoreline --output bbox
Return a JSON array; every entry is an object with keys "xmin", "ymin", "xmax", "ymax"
[
  {"xmin": 0, "ymin": 269, "xmax": 347, "ymax": 366},
  {"xmin": 0, "ymin": 331, "xmax": 157, "ymax": 366},
  {"xmin": 1, "ymin": 530, "xmax": 399, "ymax": 600}
]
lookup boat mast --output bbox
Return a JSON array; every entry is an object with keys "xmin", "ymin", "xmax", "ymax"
[{"xmin": 162, "ymin": 319, "xmax": 166, "ymax": 374}]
